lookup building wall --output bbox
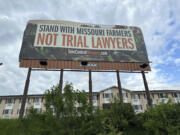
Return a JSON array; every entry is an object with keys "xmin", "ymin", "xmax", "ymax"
[
  {"xmin": 99, "ymin": 88, "xmax": 132, "ymax": 109},
  {"xmin": 0, "ymin": 96, "xmax": 45, "ymax": 119},
  {"xmin": 0, "ymin": 87, "xmax": 180, "ymax": 119},
  {"xmin": 0, "ymin": 99, "xmax": 5, "ymax": 118}
]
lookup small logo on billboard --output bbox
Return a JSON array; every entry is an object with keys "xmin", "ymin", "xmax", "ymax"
[{"xmin": 79, "ymin": 63, "xmax": 99, "ymax": 67}]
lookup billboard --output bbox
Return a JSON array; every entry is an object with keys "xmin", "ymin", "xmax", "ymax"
[{"xmin": 19, "ymin": 20, "xmax": 150, "ymax": 71}]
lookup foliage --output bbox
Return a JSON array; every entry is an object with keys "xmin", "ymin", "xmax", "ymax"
[
  {"xmin": 141, "ymin": 103, "xmax": 180, "ymax": 135},
  {"xmin": 102, "ymin": 99, "xmax": 135, "ymax": 134},
  {"xmin": 1, "ymin": 83, "xmax": 180, "ymax": 135},
  {"xmin": 125, "ymin": 103, "xmax": 180, "ymax": 135},
  {"xmin": 0, "ymin": 119, "xmax": 21, "ymax": 135},
  {"xmin": 19, "ymin": 83, "xmax": 104, "ymax": 135}
]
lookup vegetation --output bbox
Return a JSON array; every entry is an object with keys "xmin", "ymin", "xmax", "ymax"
[{"xmin": 0, "ymin": 83, "xmax": 180, "ymax": 135}]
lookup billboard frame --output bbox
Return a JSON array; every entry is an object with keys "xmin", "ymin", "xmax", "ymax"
[
  {"xmin": 19, "ymin": 67, "xmax": 152, "ymax": 118},
  {"xmin": 19, "ymin": 20, "xmax": 152, "ymax": 118}
]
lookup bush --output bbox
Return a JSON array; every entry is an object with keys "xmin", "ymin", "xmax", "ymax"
[
  {"xmin": 1, "ymin": 83, "xmax": 180, "ymax": 135},
  {"xmin": 141, "ymin": 103, "xmax": 180, "ymax": 135},
  {"xmin": 103, "ymin": 100, "xmax": 135, "ymax": 134},
  {"xmin": 0, "ymin": 119, "xmax": 25, "ymax": 135}
]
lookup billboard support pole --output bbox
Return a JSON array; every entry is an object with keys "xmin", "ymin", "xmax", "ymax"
[
  {"xmin": 116, "ymin": 70, "xmax": 123, "ymax": 102},
  {"xmin": 89, "ymin": 70, "xmax": 93, "ymax": 105},
  {"xmin": 141, "ymin": 71, "xmax": 152, "ymax": 107},
  {"xmin": 59, "ymin": 69, "xmax": 63, "ymax": 95},
  {"xmin": 19, "ymin": 68, "xmax": 31, "ymax": 118}
]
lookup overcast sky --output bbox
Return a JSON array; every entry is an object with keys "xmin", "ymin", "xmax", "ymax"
[{"xmin": 0, "ymin": 0, "xmax": 180, "ymax": 95}]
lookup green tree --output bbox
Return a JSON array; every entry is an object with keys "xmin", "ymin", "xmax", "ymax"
[
  {"xmin": 3, "ymin": 83, "xmax": 180, "ymax": 135},
  {"xmin": 142, "ymin": 103, "xmax": 180, "ymax": 135},
  {"xmin": 103, "ymin": 99, "xmax": 135, "ymax": 134},
  {"xmin": 43, "ymin": 82, "xmax": 104, "ymax": 135}
]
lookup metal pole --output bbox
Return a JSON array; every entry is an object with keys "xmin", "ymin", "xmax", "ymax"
[
  {"xmin": 19, "ymin": 68, "xmax": 31, "ymax": 118},
  {"xmin": 59, "ymin": 69, "xmax": 63, "ymax": 95},
  {"xmin": 89, "ymin": 70, "xmax": 93, "ymax": 105},
  {"xmin": 141, "ymin": 71, "xmax": 152, "ymax": 107},
  {"xmin": 116, "ymin": 70, "xmax": 123, "ymax": 102}
]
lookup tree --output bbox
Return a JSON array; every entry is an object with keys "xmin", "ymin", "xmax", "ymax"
[
  {"xmin": 43, "ymin": 82, "xmax": 103, "ymax": 135},
  {"xmin": 14, "ymin": 83, "xmax": 180, "ymax": 135},
  {"xmin": 103, "ymin": 99, "xmax": 135, "ymax": 134},
  {"xmin": 142, "ymin": 103, "xmax": 180, "ymax": 135}
]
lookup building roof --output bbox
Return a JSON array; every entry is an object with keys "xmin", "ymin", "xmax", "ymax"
[
  {"xmin": 99, "ymin": 86, "xmax": 180, "ymax": 93},
  {"xmin": 0, "ymin": 94, "xmax": 43, "ymax": 98},
  {"xmin": 0, "ymin": 93, "xmax": 100, "ymax": 98},
  {"xmin": 0, "ymin": 87, "xmax": 180, "ymax": 98},
  {"xmin": 131, "ymin": 90, "xmax": 180, "ymax": 94},
  {"xmin": 99, "ymin": 86, "xmax": 131, "ymax": 93}
]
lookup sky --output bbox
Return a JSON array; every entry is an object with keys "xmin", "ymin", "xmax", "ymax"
[{"xmin": 0, "ymin": 0, "xmax": 180, "ymax": 95}]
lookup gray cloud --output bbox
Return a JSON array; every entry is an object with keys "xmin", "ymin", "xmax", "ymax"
[{"xmin": 0, "ymin": 0, "xmax": 180, "ymax": 95}]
